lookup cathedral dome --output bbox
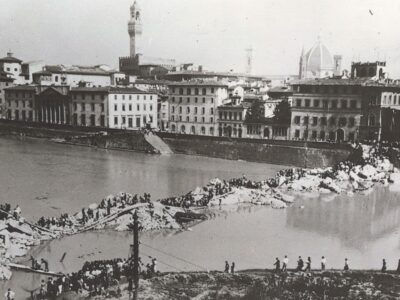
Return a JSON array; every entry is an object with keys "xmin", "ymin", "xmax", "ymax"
[{"xmin": 304, "ymin": 41, "xmax": 334, "ymax": 75}]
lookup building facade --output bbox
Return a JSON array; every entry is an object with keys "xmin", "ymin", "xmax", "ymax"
[
  {"xmin": 290, "ymin": 79, "xmax": 365, "ymax": 142},
  {"xmin": 70, "ymin": 87, "xmax": 108, "ymax": 127},
  {"xmin": 108, "ymin": 87, "xmax": 158, "ymax": 130},
  {"xmin": 168, "ymin": 82, "xmax": 228, "ymax": 136},
  {"xmin": 4, "ymin": 85, "xmax": 36, "ymax": 121}
]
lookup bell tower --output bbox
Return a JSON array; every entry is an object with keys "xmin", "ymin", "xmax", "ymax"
[{"xmin": 128, "ymin": 0, "xmax": 142, "ymax": 57}]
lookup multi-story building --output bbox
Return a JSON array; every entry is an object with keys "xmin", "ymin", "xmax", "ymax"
[
  {"xmin": 108, "ymin": 87, "xmax": 158, "ymax": 130},
  {"xmin": 32, "ymin": 65, "xmax": 124, "ymax": 87},
  {"xmin": 158, "ymin": 96, "xmax": 169, "ymax": 131},
  {"xmin": 0, "ymin": 71, "xmax": 14, "ymax": 117},
  {"xmin": 168, "ymin": 81, "xmax": 228, "ymax": 135},
  {"xmin": 4, "ymin": 85, "xmax": 36, "ymax": 121},
  {"xmin": 290, "ymin": 79, "xmax": 366, "ymax": 142},
  {"xmin": 70, "ymin": 87, "xmax": 108, "ymax": 127}
]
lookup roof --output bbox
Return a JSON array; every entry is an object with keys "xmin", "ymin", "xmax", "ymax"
[
  {"xmin": 268, "ymin": 86, "xmax": 293, "ymax": 93},
  {"xmin": 0, "ymin": 55, "xmax": 22, "ymax": 64},
  {"xmin": 291, "ymin": 78, "xmax": 373, "ymax": 86},
  {"xmin": 168, "ymin": 81, "xmax": 228, "ymax": 87},
  {"xmin": 4, "ymin": 85, "xmax": 36, "ymax": 91},
  {"xmin": 165, "ymin": 70, "xmax": 266, "ymax": 81},
  {"xmin": 70, "ymin": 86, "xmax": 155, "ymax": 94},
  {"xmin": 34, "ymin": 65, "xmax": 114, "ymax": 76}
]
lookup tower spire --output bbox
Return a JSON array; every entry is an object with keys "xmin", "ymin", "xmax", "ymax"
[{"xmin": 128, "ymin": 0, "xmax": 142, "ymax": 57}]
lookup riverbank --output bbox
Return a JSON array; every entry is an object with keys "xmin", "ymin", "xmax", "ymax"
[
  {"xmin": 0, "ymin": 120, "xmax": 353, "ymax": 167},
  {"xmin": 60, "ymin": 269, "xmax": 400, "ymax": 299}
]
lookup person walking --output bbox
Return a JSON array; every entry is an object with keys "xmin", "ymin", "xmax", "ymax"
[
  {"xmin": 321, "ymin": 256, "xmax": 326, "ymax": 270},
  {"xmin": 344, "ymin": 258, "xmax": 349, "ymax": 271},
  {"xmin": 274, "ymin": 257, "xmax": 280, "ymax": 272},
  {"xmin": 304, "ymin": 257, "xmax": 311, "ymax": 272},
  {"xmin": 282, "ymin": 255, "xmax": 289, "ymax": 272},
  {"xmin": 224, "ymin": 261, "xmax": 230, "ymax": 273},
  {"xmin": 231, "ymin": 262, "xmax": 235, "ymax": 274},
  {"xmin": 381, "ymin": 259, "xmax": 387, "ymax": 272},
  {"xmin": 4, "ymin": 288, "xmax": 15, "ymax": 300}
]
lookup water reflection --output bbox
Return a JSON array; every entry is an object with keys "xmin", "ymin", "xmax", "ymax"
[{"xmin": 287, "ymin": 187, "xmax": 400, "ymax": 249}]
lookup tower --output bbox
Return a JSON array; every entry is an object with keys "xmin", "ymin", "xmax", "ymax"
[
  {"xmin": 333, "ymin": 55, "xmax": 342, "ymax": 76},
  {"xmin": 245, "ymin": 47, "xmax": 253, "ymax": 74},
  {"xmin": 128, "ymin": 0, "xmax": 142, "ymax": 58}
]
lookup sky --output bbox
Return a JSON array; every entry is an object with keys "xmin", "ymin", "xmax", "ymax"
[{"xmin": 1, "ymin": 0, "xmax": 400, "ymax": 77}]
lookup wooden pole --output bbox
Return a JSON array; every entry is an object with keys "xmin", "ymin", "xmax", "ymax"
[{"xmin": 133, "ymin": 210, "xmax": 139, "ymax": 300}]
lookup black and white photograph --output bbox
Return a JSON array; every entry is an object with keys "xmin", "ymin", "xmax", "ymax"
[{"xmin": 1, "ymin": 0, "xmax": 400, "ymax": 299}]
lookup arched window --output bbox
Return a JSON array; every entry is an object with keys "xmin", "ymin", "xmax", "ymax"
[
  {"xmin": 181, "ymin": 125, "xmax": 186, "ymax": 134},
  {"xmin": 171, "ymin": 124, "xmax": 176, "ymax": 132},
  {"xmin": 191, "ymin": 126, "xmax": 195, "ymax": 134},
  {"xmin": 369, "ymin": 114, "xmax": 376, "ymax": 126},
  {"xmin": 201, "ymin": 126, "xmax": 205, "ymax": 135},
  {"xmin": 210, "ymin": 127, "xmax": 214, "ymax": 136}
]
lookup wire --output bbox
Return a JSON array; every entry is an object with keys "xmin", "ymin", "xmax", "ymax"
[
  {"xmin": 140, "ymin": 250, "xmax": 184, "ymax": 272},
  {"xmin": 140, "ymin": 242, "xmax": 208, "ymax": 271}
]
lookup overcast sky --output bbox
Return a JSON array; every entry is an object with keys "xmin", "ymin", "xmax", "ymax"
[{"xmin": 1, "ymin": 0, "xmax": 400, "ymax": 77}]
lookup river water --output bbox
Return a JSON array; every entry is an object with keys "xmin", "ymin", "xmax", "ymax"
[{"xmin": 1, "ymin": 136, "xmax": 400, "ymax": 298}]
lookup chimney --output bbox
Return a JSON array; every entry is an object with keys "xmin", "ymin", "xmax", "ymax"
[{"xmin": 7, "ymin": 52, "xmax": 13, "ymax": 58}]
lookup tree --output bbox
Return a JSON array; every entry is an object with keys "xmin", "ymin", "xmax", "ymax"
[
  {"xmin": 273, "ymin": 99, "xmax": 291, "ymax": 124},
  {"xmin": 245, "ymin": 100, "xmax": 265, "ymax": 124}
]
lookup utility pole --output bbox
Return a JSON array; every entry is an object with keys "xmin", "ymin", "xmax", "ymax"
[{"xmin": 133, "ymin": 210, "xmax": 139, "ymax": 300}]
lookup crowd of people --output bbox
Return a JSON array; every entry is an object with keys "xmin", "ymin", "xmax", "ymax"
[
  {"xmin": 0, "ymin": 203, "xmax": 22, "ymax": 221},
  {"xmin": 32, "ymin": 255, "xmax": 159, "ymax": 299},
  {"xmin": 160, "ymin": 176, "xmax": 262, "ymax": 208}
]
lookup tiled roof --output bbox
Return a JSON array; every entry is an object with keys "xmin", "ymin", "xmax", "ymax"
[
  {"xmin": 0, "ymin": 56, "xmax": 22, "ymax": 63},
  {"xmin": 4, "ymin": 85, "xmax": 36, "ymax": 91},
  {"xmin": 34, "ymin": 65, "xmax": 114, "ymax": 76},
  {"xmin": 168, "ymin": 81, "xmax": 228, "ymax": 87},
  {"xmin": 290, "ymin": 78, "xmax": 373, "ymax": 86},
  {"xmin": 71, "ymin": 86, "xmax": 155, "ymax": 94}
]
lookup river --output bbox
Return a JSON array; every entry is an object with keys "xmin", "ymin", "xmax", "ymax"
[{"xmin": 1, "ymin": 136, "xmax": 400, "ymax": 298}]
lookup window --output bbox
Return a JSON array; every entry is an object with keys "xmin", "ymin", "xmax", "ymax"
[
  {"xmin": 186, "ymin": 116, "xmax": 189, "ymax": 122},
  {"xmin": 114, "ymin": 116, "xmax": 118, "ymax": 125},
  {"xmin": 313, "ymin": 99, "xmax": 320, "ymax": 107},
  {"xmin": 114, "ymin": 95, "xmax": 117, "ymax": 100},
  {"xmin": 202, "ymin": 88, "xmax": 206, "ymax": 95},
  {"xmin": 330, "ymin": 117, "xmax": 336, "ymax": 126},
  {"xmin": 323, "ymin": 100, "xmax": 328, "ymax": 109},
  {"xmin": 129, "ymin": 95, "xmax": 132, "ymax": 100},
  {"xmin": 349, "ymin": 117, "xmax": 355, "ymax": 127},
  {"xmin": 81, "ymin": 103, "xmax": 85, "ymax": 111},
  {"xmin": 122, "ymin": 95, "xmax": 125, "ymax": 100},
  {"xmin": 219, "ymin": 111, "xmax": 223, "ymax": 119},
  {"xmin": 114, "ymin": 104, "xmax": 118, "ymax": 111},
  {"xmin": 211, "ymin": 98, "xmax": 214, "ymax": 104},
  {"xmin": 195, "ymin": 88, "xmax": 199, "ymax": 95},
  {"xmin": 91, "ymin": 103, "xmax": 95, "ymax": 112},
  {"xmin": 296, "ymin": 99, "xmax": 301, "ymax": 107},
  {"xmin": 187, "ymin": 88, "xmax": 191, "ymax": 95},
  {"xmin": 122, "ymin": 104, "xmax": 125, "ymax": 111},
  {"xmin": 122, "ymin": 116, "xmax": 126, "ymax": 124},
  {"xmin": 202, "ymin": 107, "xmax": 205, "ymax": 114},
  {"xmin": 202, "ymin": 98, "xmax": 205, "ymax": 103},
  {"xmin": 202, "ymin": 117, "xmax": 205, "ymax": 123},
  {"xmin": 150, "ymin": 105, "xmax": 153, "ymax": 111},
  {"xmin": 144, "ymin": 95, "xmax": 146, "ymax": 100},
  {"xmin": 179, "ymin": 88, "xmax": 183, "ymax": 95},
  {"xmin": 137, "ymin": 104, "xmax": 140, "ymax": 111},
  {"xmin": 304, "ymin": 130, "xmax": 308, "ymax": 139},
  {"xmin": 311, "ymin": 130, "xmax": 317, "ymax": 139},
  {"xmin": 369, "ymin": 114, "xmax": 376, "ymax": 126},
  {"xmin": 294, "ymin": 116, "xmax": 300, "ymax": 124},
  {"xmin": 179, "ymin": 97, "xmax": 182, "ymax": 103},
  {"xmin": 349, "ymin": 132, "xmax": 355, "ymax": 141},
  {"xmin": 172, "ymin": 97, "xmax": 175, "ymax": 103},
  {"xmin": 295, "ymin": 129, "xmax": 300, "ymax": 138},
  {"xmin": 339, "ymin": 117, "xmax": 347, "ymax": 127},
  {"xmin": 172, "ymin": 106, "xmax": 175, "ymax": 113},
  {"xmin": 92, "ymin": 94, "xmax": 95, "ymax": 100},
  {"xmin": 195, "ymin": 97, "xmax": 198, "ymax": 103},
  {"xmin": 195, "ymin": 107, "xmax": 198, "ymax": 114},
  {"xmin": 350, "ymin": 100, "xmax": 357, "ymax": 109},
  {"xmin": 211, "ymin": 87, "xmax": 214, "ymax": 93},
  {"xmin": 210, "ymin": 117, "xmax": 213, "ymax": 123},
  {"xmin": 312, "ymin": 117, "xmax": 318, "ymax": 126},
  {"xmin": 321, "ymin": 117, "xmax": 327, "ymax": 126},
  {"xmin": 341, "ymin": 100, "xmax": 347, "ymax": 109},
  {"xmin": 305, "ymin": 99, "xmax": 310, "ymax": 107},
  {"xmin": 129, "ymin": 104, "xmax": 132, "ymax": 111},
  {"xmin": 90, "ymin": 115, "xmax": 95, "ymax": 126},
  {"xmin": 331, "ymin": 100, "xmax": 338, "ymax": 109},
  {"xmin": 303, "ymin": 116, "xmax": 309, "ymax": 125},
  {"xmin": 179, "ymin": 107, "xmax": 182, "ymax": 114},
  {"xmin": 186, "ymin": 107, "xmax": 190, "ymax": 114},
  {"xmin": 194, "ymin": 116, "xmax": 197, "ymax": 122},
  {"xmin": 187, "ymin": 98, "xmax": 190, "ymax": 103},
  {"xmin": 320, "ymin": 131, "xmax": 325, "ymax": 140},
  {"xmin": 234, "ymin": 112, "xmax": 237, "ymax": 120},
  {"xmin": 101, "ymin": 104, "xmax": 104, "ymax": 112}
]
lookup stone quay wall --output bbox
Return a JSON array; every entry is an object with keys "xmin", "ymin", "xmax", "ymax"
[{"xmin": 0, "ymin": 120, "xmax": 354, "ymax": 167}]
